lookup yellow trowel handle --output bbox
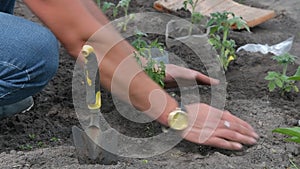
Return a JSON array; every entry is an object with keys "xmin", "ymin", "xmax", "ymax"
[{"xmin": 81, "ymin": 45, "xmax": 101, "ymax": 110}]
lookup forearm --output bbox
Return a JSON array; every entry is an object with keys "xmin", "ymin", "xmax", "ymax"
[
  {"xmin": 23, "ymin": 0, "xmax": 178, "ymax": 126},
  {"xmin": 79, "ymin": 0, "xmax": 110, "ymax": 25},
  {"xmin": 89, "ymin": 27, "xmax": 178, "ymax": 125},
  {"xmin": 24, "ymin": 0, "xmax": 101, "ymax": 57},
  {"xmin": 101, "ymin": 42, "xmax": 177, "ymax": 125}
]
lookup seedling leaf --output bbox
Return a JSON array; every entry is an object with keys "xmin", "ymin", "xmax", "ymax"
[
  {"xmin": 285, "ymin": 136, "xmax": 300, "ymax": 143},
  {"xmin": 265, "ymin": 53, "xmax": 300, "ymax": 95},
  {"xmin": 273, "ymin": 127, "xmax": 300, "ymax": 138},
  {"xmin": 183, "ymin": 1, "xmax": 188, "ymax": 10},
  {"xmin": 275, "ymin": 78, "xmax": 283, "ymax": 88},
  {"xmin": 192, "ymin": 12, "xmax": 203, "ymax": 24},
  {"xmin": 289, "ymin": 76, "xmax": 300, "ymax": 81},
  {"xmin": 294, "ymin": 66, "xmax": 300, "ymax": 76},
  {"xmin": 113, "ymin": 6, "xmax": 118, "ymax": 17},
  {"xmin": 288, "ymin": 67, "xmax": 300, "ymax": 80},
  {"xmin": 294, "ymin": 85, "xmax": 299, "ymax": 92},
  {"xmin": 207, "ymin": 11, "xmax": 249, "ymax": 70},
  {"xmin": 268, "ymin": 81, "xmax": 276, "ymax": 91},
  {"xmin": 102, "ymin": 2, "xmax": 115, "ymax": 13}
]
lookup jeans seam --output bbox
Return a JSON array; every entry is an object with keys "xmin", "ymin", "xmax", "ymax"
[{"xmin": 0, "ymin": 61, "xmax": 30, "ymax": 99}]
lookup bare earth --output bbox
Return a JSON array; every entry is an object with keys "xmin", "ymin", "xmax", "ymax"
[{"xmin": 0, "ymin": 0, "xmax": 299, "ymax": 169}]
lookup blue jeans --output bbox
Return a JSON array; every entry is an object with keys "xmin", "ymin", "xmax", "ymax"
[{"xmin": 0, "ymin": 0, "xmax": 59, "ymax": 105}]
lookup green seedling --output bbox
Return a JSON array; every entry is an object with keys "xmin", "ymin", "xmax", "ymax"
[
  {"xmin": 289, "ymin": 159, "xmax": 299, "ymax": 169},
  {"xmin": 265, "ymin": 53, "xmax": 300, "ymax": 95},
  {"xmin": 95, "ymin": 0, "xmax": 134, "ymax": 31},
  {"xmin": 273, "ymin": 127, "xmax": 300, "ymax": 144},
  {"xmin": 131, "ymin": 30, "xmax": 149, "ymax": 57},
  {"xmin": 96, "ymin": 0, "xmax": 101, "ymax": 8},
  {"xmin": 114, "ymin": 0, "xmax": 134, "ymax": 32},
  {"xmin": 19, "ymin": 144, "xmax": 33, "ymax": 151},
  {"xmin": 37, "ymin": 141, "xmax": 45, "ymax": 148},
  {"xmin": 131, "ymin": 30, "xmax": 164, "ymax": 57},
  {"xmin": 131, "ymin": 30, "xmax": 166, "ymax": 87},
  {"xmin": 207, "ymin": 11, "xmax": 250, "ymax": 71},
  {"xmin": 183, "ymin": 0, "xmax": 203, "ymax": 36},
  {"xmin": 28, "ymin": 134, "xmax": 36, "ymax": 140},
  {"xmin": 50, "ymin": 137, "xmax": 60, "ymax": 142},
  {"xmin": 103, "ymin": 2, "xmax": 115, "ymax": 13},
  {"xmin": 144, "ymin": 123, "xmax": 156, "ymax": 137},
  {"xmin": 95, "ymin": 0, "xmax": 115, "ymax": 13},
  {"xmin": 141, "ymin": 159, "xmax": 149, "ymax": 164}
]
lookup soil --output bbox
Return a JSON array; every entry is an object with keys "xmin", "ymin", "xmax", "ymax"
[{"xmin": 1, "ymin": 0, "xmax": 300, "ymax": 168}]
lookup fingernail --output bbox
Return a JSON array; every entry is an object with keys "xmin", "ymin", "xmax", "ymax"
[
  {"xmin": 249, "ymin": 138, "xmax": 257, "ymax": 144},
  {"xmin": 213, "ymin": 79, "xmax": 220, "ymax": 84},
  {"xmin": 253, "ymin": 133, "xmax": 259, "ymax": 139},
  {"xmin": 235, "ymin": 143, "xmax": 243, "ymax": 149}
]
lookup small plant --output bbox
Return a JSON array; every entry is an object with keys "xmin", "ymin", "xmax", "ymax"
[
  {"xmin": 141, "ymin": 159, "xmax": 149, "ymax": 164},
  {"xmin": 273, "ymin": 126, "xmax": 300, "ymax": 168},
  {"xmin": 144, "ymin": 123, "xmax": 156, "ymax": 137},
  {"xmin": 207, "ymin": 11, "xmax": 250, "ymax": 71},
  {"xmin": 28, "ymin": 134, "xmax": 36, "ymax": 140},
  {"xmin": 96, "ymin": 0, "xmax": 101, "ymax": 8},
  {"xmin": 132, "ymin": 30, "xmax": 164, "ymax": 57},
  {"xmin": 131, "ymin": 30, "xmax": 166, "ymax": 87},
  {"xmin": 95, "ymin": 0, "xmax": 115, "ymax": 13},
  {"xmin": 183, "ymin": 0, "xmax": 203, "ymax": 36},
  {"xmin": 114, "ymin": 0, "xmax": 134, "ymax": 32},
  {"xmin": 37, "ymin": 141, "xmax": 45, "ymax": 148},
  {"xmin": 273, "ymin": 127, "xmax": 300, "ymax": 143},
  {"xmin": 131, "ymin": 30, "xmax": 149, "ymax": 57},
  {"xmin": 265, "ymin": 53, "xmax": 300, "ymax": 95},
  {"xmin": 289, "ymin": 159, "xmax": 299, "ymax": 169},
  {"xmin": 19, "ymin": 144, "xmax": 33, "ymax": 151},
  {"xmin": 50, "ymin": 137, "xmax": 60, "ymax": 142}
]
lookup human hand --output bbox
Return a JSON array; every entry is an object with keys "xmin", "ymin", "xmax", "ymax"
[
  {"xmin": 181, "ymin": 103, "xmax": 259, "ymax": 150},
  {"xmin": 164, "ymin": 64, "xmax": 219, "ymax": 88}
]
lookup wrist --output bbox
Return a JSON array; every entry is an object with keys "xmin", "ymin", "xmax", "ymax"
[
  {"xmin": 129, "ymin": 78, "xmax": 179, "ymax": 126},
  {"xmin": 155, "ymin": 96, "xmax": 179, "ymax": 126}
]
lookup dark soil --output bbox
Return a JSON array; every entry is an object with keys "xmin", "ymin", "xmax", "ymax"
[{"xmin": 0, "ymin": 0, "xmax": 299, "ymax": 168}]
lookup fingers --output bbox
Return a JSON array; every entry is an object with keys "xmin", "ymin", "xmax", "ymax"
[
  {"xmin": 195, "ymin": 73, "xmax": 219, "ymax": 86},
  {"xmin": 182, "ymin": 103, "xmax": 259, "ymax": 151},
  {"xmin": 164, "ymin": 64, "xmax": 220, "ymax": 88},
  {"xmin": 184, "ymin": 128, "xmax": 252, "ymax": 150},
  {"xmin": 214, "ymin": 128, "xmax": 257, "ymax": 145},
  {"xmin": 222, "ymin": 111, "xmax": 259, "ymax": 139},
  {"xmin": 205, "ymin": 117, "xmax": 258, "ymax": 150},
  {"xmin": 212, "ymin": 112, "xmax": 259, "ymax": 147},
  {"xmin": 204, "ymin": 137, "xmax": 243, "ymax": 150},
  {"xmin": 164, "ymin": 72, "xmax": 219, "ymax": 88},
  {"xmin": 163, "ymin": 76, "xmax": 179, "ymax": 88}
]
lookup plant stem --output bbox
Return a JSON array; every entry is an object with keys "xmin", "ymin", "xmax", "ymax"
[
  {"xmin": 96, "ymin": 0, "xmax": 101, "ymax": 8},
  {"xmin": 220, "ymin": 28, "xmax": 229, "ymax": 69},
  {"xmin": 188, "ymin": 24, "xmax": 193, "ymax": 36},
  {"xmin": 283, "ymin": 63, "xmax": 288, "ymax": 76},
  {"xmin": 123, "ymin": 5, "xmax": 131, "ymax": 32},
  {"xmin": 192, "ymin": 0, "xmax": 199, "ymax": 13},
  {"xmin": 289, "ymin": 159, "xmax": 299, "ymax": 169},
  {"xmin": 281, "ymin": 63, "xmax": 289, "ymax": 95},
  {"xmin": 188, "ymin": 0, "xmax": 199, "ymax": 36},
  {"xmin": 123, "ymin": 21, "xmax": 127, "ymax": 32},
  {"xmin": 124, "ymin": 6, "xmax": 128, "ymax": 17}
]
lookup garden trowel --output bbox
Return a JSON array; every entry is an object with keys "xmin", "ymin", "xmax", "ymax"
[{"xmin": 72, "ymin": 45, "xmax": 118, "ymax": 164}]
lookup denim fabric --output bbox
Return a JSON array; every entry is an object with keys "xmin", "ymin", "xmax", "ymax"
[
  {"xmin": 0, "ymin": 7, "xmax": 59, "ymax": 105},
  {"xmin": 0, "ymin": 0, "xmax": 16, "ymax": 14}
]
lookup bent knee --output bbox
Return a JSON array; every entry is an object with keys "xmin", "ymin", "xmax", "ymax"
[
  {"xmin": 33, "ymin": 28, "xmax": 59, "ymax": 84},
  {"xmin": 0, "ymin": 15, "xmax": 59, "ymax": 104}
]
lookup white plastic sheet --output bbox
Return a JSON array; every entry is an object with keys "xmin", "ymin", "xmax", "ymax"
[{"xmin": 237, "ymin": 37, "xmax": 294, "ymax": 56}]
